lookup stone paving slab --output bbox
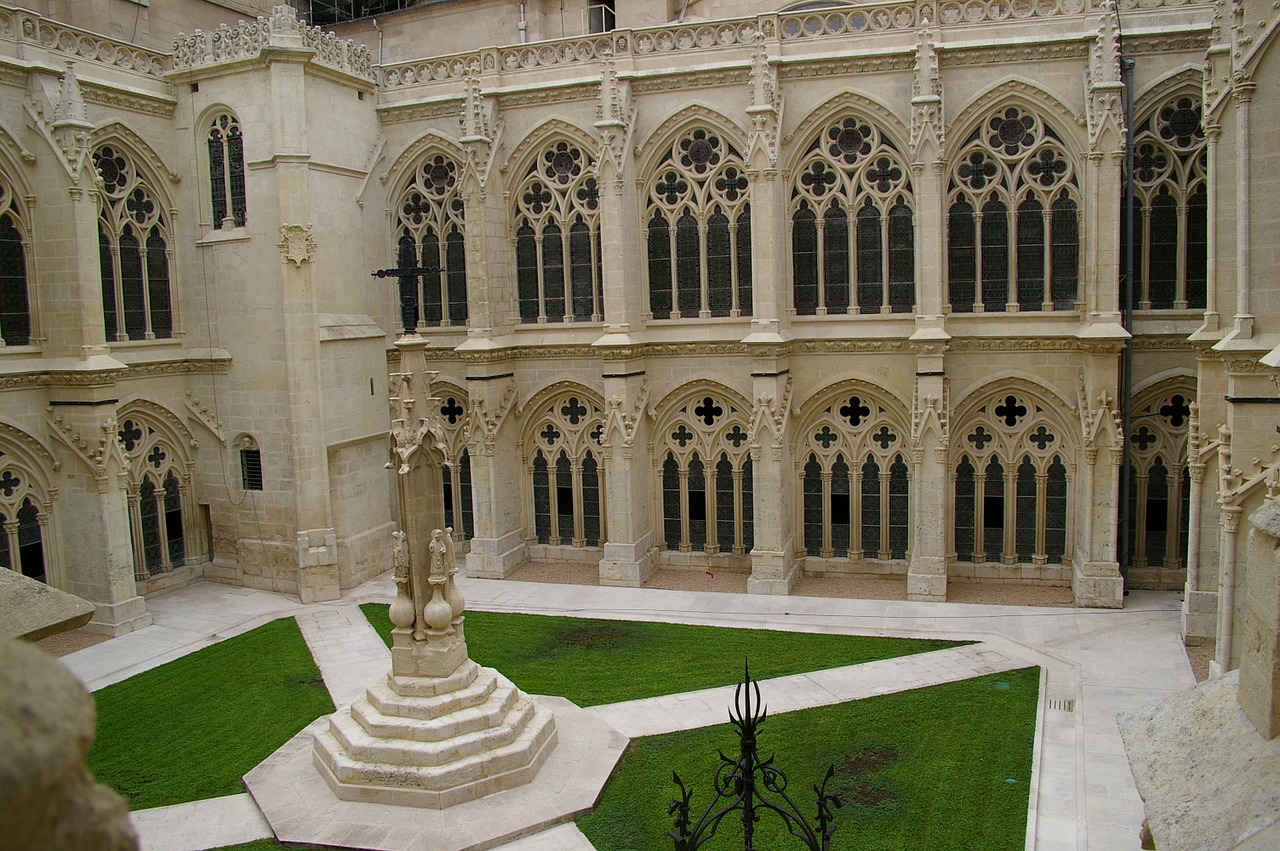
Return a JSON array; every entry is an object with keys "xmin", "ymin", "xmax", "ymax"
[
  {"xmin": 295, "ymin": 605, "xmax": 392, "ymax": 709},
  {"xmin": 128, "ymin": 793, "xmax": 272, "ymax": 851}
]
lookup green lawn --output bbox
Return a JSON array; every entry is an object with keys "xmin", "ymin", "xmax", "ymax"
[
  {"xmin": 87, "ymin": 617, "xmax": 334, "ymax": 811},
  {"xmin": 360, "ymin": 604, "xmax": 963, "ymax": 706},
  {"xmin": 579, "ymin": 667, "xmax": 1040, "ymax": 851}
]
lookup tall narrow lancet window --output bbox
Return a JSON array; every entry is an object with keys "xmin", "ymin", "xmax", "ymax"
[
  {"xmin": 952, "ymin": 392, "xmax": 1071, "ymax": 567},
  {"xmin": 798, "ymin": 392, "xmax": 910, "ymax": 565},
  {"xmin": 647, "ymin": 128, "xmax": 752, "ymax": 319},
  {"xmin": 395, "ymin": 154, "xmax": 468, "ymax": 331},
  {"xmin": 514, "ymin": 142, "xmax": 602, "ymax": 324},
  {"xmin": 94, "ymin": 146, "xmax": 174, "ymax": 341},
  {"xmin": 0, "ymin": 456, "xmax": 49, "ymax": 584},
  {"xmin": 1128, "ymin": 95, "xmax": 1207, "ymax": 310},
  {"xmin": 1124, "ymin": 386, "xmax": 1193, "ymax": 583},
  {"xmin": 947, "ymin": 107, "xmax": 1080, "ymax": 312},
  {"xmin": 207, "ymin": 113, "xmax": 246, "ymax": 228},
  {"xmin": 0, "ymin": 177, "xmax": 32, "ymax": 346},
  {"xmin": 527, "ymin": 394, "xmax": 605, "ymax": 548},
  {"xmin": 117, "ymin": 412, "xmax": 196, "ymax": 579},
  {"xmin": 436, "ymin": 392, "xmax": 474, "ymax": 541},
  {"xmin": 659, "ymin": 394, "xmax": 754, "ymax": 556},
  {"xmin": 791, "ymin": 116, "xmax": 915, "ymax": 315}
]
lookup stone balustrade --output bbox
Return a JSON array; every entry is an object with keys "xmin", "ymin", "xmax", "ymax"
[{"xmin": 0, "ymin": 3, "xmax": 169, "ymax": 77}]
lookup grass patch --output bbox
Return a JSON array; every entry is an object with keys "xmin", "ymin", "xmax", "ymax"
[
  {"xmin": 360, "ymin": 604, "xmax": 963, "ymax": 707},
  {"xmin": 209, "ymin": 842, "xmax": 335, "ymax": 851},
  {"xmin": 87, "ymin": 617, "xmax": 334, "ymax": 810},
  {"xmin": 578, "ymin": 667, "xmax": 1040, "ymax": 850}
]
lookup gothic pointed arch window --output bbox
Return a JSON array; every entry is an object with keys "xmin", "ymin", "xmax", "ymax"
[
  {"xmin": 435, "ymin": 390, "xmax": 474, "ymax": 542},
  {"xmin": 953, "ymin": 391, "xmax": 1071, "ymax": 567},
  {"xmin": 1126, "ymin": 95, "xmax": 1207, "ymax": 310},
  {"xmin": 514, "ymin": 142, "xmax": 602, "ymax": 324},
  {"xmin": 396, "ymin": 154, "xmax": 468, "ymax": 331},
  {"xmin": 527, "ymin": 393, "xmax": 605, "ymax": 548},
  {"xmin": 1125, "ymin": 386, "xmax": 1193, "ymax": 581},
  {"xmin": 659, "ymin": 393, "xmax": 754, "ymax": 556},
  {"xmin": 947, "ymin": 107, "xmax": 1080, "ymax": 313},
  {"xmin": 0, "ymin": 452, "xmax": 51, "ymax": 584},
  {"xmin": 207, "ymin": 113, "xmax": 246, "ymax": 228},
  {"xmin": 94, "ymin": 146, "xmax": 174, "ymax": 341},
  {"xmin": 117, "ymin": 413, "xmax": 196, "ymax": 578},
  {"xmin": 792, "ymin": 117, "xmax": 915, "ymax": 316},
  {"xmin": 647, "ymin": 128, "xmax": 752, "ymax": 319},
  {"xmin": 799, "ymin": 392, "xmax": 910, "ymax": 563},
  {"xmin": 0, "ymin": 175, "xmax": 32, "ymax": 346}
]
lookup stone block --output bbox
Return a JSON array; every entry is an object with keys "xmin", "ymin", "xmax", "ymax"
[{"xmin": 0, "ymin": 570, "xmax": 95, "ymax": 641}]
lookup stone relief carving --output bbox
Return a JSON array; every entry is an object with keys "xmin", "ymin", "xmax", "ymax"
[{"xmin": 277, "ymin": 224, "xmax": 316, "ymax": 266}]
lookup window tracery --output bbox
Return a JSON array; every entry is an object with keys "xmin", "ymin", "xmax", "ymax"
[
  {"xmin": 527, "ymin": 393, "xmax": 605, "ymax": 547},
  {"xmin": 0, "ymin": 450, "xmax": 49, "ymax": 583},
  {"xmin": 94, "ymin": 145, "xmax": 173, "ymax": 341},
  {"xmin": 1126, "ymin": 95, "xmax": 1207, "ymax": 310},
  {"xmin": 207, "ymin": 113, "xmax": 246, "ymax": 228},
  {"xmin": 514, "ymin": 142, "xmax": 602, "ymax": 324},
  {"xmin": 396, "ymin": 154, "xmax": 468, "ymax": 330},
  {"xmin": 647, "ymin": 128, "xmax": 752, "ymax": 319},
  {"xmin": 659, "ymin": 393, "xmax": 754, "ymax": 555},
  {"xmin": 947, "ymin": 107, "xmax": 1080, "ymax": 313},
  {"xmin": 799, "ymin": 392, "xmax": 910, "ymax": 562},
  {"xmin": 953, "ymin": 391, "xmax": 1070, "ymax": 566},
  {"xmin": 0, "ymin": 176, "xmax": 32, "ymax": 346},
  {"xmin": 792, "ymin": 117, "xmax": 915, "ymax": 316},
  {"xmin": 1125, "ymin": 386, "xmax": 1192, "ymax": 572},
  {"xmin": 436, "ymin": 391, "xmax": 474, "ymax": 541},
  {"xmin": 117, "ymin": 413, "xmax": 192, "ymax": 577}
]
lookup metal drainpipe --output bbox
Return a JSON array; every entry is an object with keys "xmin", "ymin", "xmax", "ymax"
[
  {"xmin": 1118, "ymin": 57, "xmax": 1136, "ymax": 593},
  {"xmin": 518, "ymin": 0, "xmax": 527, "ymax": 43}
]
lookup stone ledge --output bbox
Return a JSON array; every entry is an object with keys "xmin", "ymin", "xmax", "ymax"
[
  {"xmin": 0, "ymin": 570, "xmax": 95, "ymax": 641},
  {"xmin": 1118, "ymin": 671, "xmax": 1280, "ymax": 851}
]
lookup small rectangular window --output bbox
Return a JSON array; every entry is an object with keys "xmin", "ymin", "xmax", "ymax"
[{"xmin": 240, "ymin": 449, "xmax": 263, "ymax": 491}]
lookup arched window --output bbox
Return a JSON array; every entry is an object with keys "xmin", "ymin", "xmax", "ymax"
[
  {"xmin": 436, "ymin": 391, "xmax": 474, "ymax": 542},
  {"xmin": 1126, "ymin": 96, "xmax": 1207, "ymax": 310},
  {"xmin": 514, "ymin": 142, "xmax": 602, "ymax": 324},
  {"xmin": 953, "ymin": 392, "xmax": 1071, "ymax": 566},
  {"xmin": 0, "ymin": 176, "xmax": 32, "ymax": 346},
  {"xmin": 94, "ymin": 146, "xmax": 173, "ymax": 341},
  {"xmin": 0, "ymin": 448, "xmax": 48, "ymax": 584},
  {"xmin": 659, "ymin": 393, "xmax": 753, "ymax": 555},
  {"xmin": 647, "ymin": 129, "xmax": 752, "ymax": 319},
  {"xmin": 207, "ymin": 113, "xmax": 246, "ymax": 228},
  {"xmin": 527, "ymin": 394, "xmax": 605, "ymax": 547},
  {"xmin": 395, "ymin": 154, "xmax": 467, "ymax": 331},
  {"xmin": 947, "ymin": 107, "xmax": 1079, "ymax": 313},
  {"xmin": 1125, "ymin": 387, "xmax": 1193, "ymax": 577},
  {"xmin": 799, "ymin": 393, "xmax": 910, "ymax": 563},
  {"xmin": 117, "ymin": 413, "xmax": 194, "ymax": 578},
  {"xmin": 791, "ymin": 116, "xmax": 915, "ymax": 315}
]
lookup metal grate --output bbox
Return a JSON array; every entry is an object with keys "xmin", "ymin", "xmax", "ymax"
[{"xmin": 1047, "ymin": 698, "xmax": 1075, "ymax": 712}]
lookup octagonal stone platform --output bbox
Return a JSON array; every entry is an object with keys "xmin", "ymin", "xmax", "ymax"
[{"xmin": 245, "ymin": 692, "xmax": 627, "ymax": 851}]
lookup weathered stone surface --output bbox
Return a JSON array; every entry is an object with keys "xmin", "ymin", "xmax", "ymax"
[
  {"xmin": 1119, "ymin": 671, "xmax": 1280, "ymax": 851},
  {"xmin": 0, "ymin": 637, "xmax": 138, "ymax": 851},
  {"xmin": 0, "ymin": 569, "xmax": 95, "ymax": 641}
]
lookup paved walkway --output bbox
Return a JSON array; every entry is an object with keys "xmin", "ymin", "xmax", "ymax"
[{"xmin": 60, "ymin": 571, "xmax": 1194, "ymax": 851}]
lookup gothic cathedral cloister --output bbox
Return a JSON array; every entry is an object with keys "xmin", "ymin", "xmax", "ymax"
[{"xmin": 0, "ymin": 0, "xmax": 1277, "ymax": 678}]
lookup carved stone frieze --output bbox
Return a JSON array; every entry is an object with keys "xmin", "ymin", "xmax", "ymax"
[
  {"xmin": 497, "ymin": 84, "xmax": 599, "ymax": 110},
  {"xmin": 81, "ymin": 84, "xmax": 176, "ymax": 118},
  {"xmin": 377, "ymin": 101, "xmax": 464, "ymax": 126},
  {"xmin": 940, "ymin": 42, "xmax": 1088, "ymax": 68},
  {"xmin": 778, "ymin": 56, "xmax": 913, "ymax": 80},
  {"xmin": 630, "ymin": 70, "xmax": 749, "ymax": 95}
]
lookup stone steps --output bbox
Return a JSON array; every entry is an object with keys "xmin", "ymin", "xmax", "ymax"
[
  {"xmin": 366, "ymin": 673, "xmax": 500, "ymax": 724},
  {"xmin": 340, "ymin": 689, "xmax": 530, "ymax": 756}
]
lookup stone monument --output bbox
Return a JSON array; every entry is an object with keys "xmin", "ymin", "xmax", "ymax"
[{"xmin": 312, "ymin": 525, "xmax": 557, "ymax": 806}]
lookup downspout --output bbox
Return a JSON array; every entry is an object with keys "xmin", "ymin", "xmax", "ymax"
[
  {"xmin": 518, "ymin": 0, "xmax": 527, "ymax": 43},
  {"xmin": 1118, "ymin": 57, "xmax": 1136, "ymax": 592},
  {"xmin": 372, "ymin": 18, "xmax": 383, "ymax": 66}
]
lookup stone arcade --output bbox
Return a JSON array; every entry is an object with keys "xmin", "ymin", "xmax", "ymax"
[{"xmin": 1, "ymin": 0, "xmax": 1279, "ymax": 817}]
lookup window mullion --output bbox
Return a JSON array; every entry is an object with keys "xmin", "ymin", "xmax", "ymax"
[
  {"xmin": 878, "ymin": 468, "xmax": 891, "ymax": 560},
  {"xmin": 1175, "ymin": 200, "xmax": 1189, "ymax": 309},
  {"xmin": 535, "ymin": 225, "xmax": 548, "ymax": 322},
  {"xmin": 973, "ymin": 470, "xmax": 987, "ymax": 562},
  {"xmin": 729, "ymin": 220, "xmax": 740, "ymax": 317},
  {"xmin": 821, "ymin": 468, "xmax": 833, "ymax": 558},
  {"xmin": 1002, "ymin": 464, "xmax": 1016, "ymax": 564},
  {"xmin": 850, "ymin": 462, "xmax": 863, "ymax": 560},
  {"xmin": 111, "ymin": 242, "xmax": 127, "ymax": 342},
  {"xmin": 1133, "ymin": 472, "xmax": 1149, "ymax": 566},
  {"xmin": 1040, "ymin": 207, "xmax": 1053, "ymax": 311},
  {"xmin": 678, "ymin": 465, "xmax": 690, "ymax": 552},
  {"xmin": 973, "ymin": 211, "xmax": 986, "ymax": 313},
  {"xmin": 815, "ymin": 219, "xmax": 827, "ymax": 314},
  {"xmin": 698, "ymin": 218, "xmax": 710, "ymax": 317},
  {"xmin": 880, "ymin": 206, "xmax": 890, "ymax": 314},
  {"xmin": 1139, "ymin": 207, "xmax": 1153, "ymax": 309},
  {"xmin": 571, "ymin": 460, "xmax": 585, "ymax": 547},
  {"xmin": 1034, "ymin": 470, "xmax": 1048, "ymax": 563}
]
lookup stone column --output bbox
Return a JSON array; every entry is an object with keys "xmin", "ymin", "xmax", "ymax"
[
  {"xmin": 746, "ymin": 353, "xmax": 796, "ymax": 595},
  {"xmin": 907, "ymin": 361, "xmax": 948, "ymax": 601},
  {"xmin": 1072, "ymin": 354, "xmax": 1124, "ymax": 608},
  {"xmin": 1240, "ymin": 499, "xmax": 1280, "ymax": 738},
  {"xmin": 597, "ymin": 358, "xmax": 653, "ymax": 586},
  {"xmin": 464, "ymin": 365, "xmax": 525, "ymax": 578}
]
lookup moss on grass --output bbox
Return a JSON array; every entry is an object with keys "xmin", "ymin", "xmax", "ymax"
[
  {"xmin": 87, "ymin": 617, "xmax": 334, "ymax": 811},
  {"xmin": 578, "ymin": 667, "xmax": 1040, "ymax": 851},
  {"xmin": 359, "ymin": 604, "xmax": 964, "ymax": 707}
]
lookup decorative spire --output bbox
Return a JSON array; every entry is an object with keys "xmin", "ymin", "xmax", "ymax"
[
  {"xmin": 909, "ymin": 21, "xmax": 943, "ymax": 162},
  {"xmin": 50, "ymin": 62, "xmax": 95, "ymax": 162},
  {"xmin": 745, "ymin": 33, "xmax": 780, "ymax": 169}
]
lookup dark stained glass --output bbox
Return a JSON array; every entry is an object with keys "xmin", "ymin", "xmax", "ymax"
[
  {"xmin": 954, "ymin": 457, "xmax": 975, "ymax": 561},
  {"xmin": 1050, "ymin": 195, "xmax": 1078, "ymax": 309},
  {"xmin": 516, "ymin": 224, "xmax": 540, "ymax": 322},
  {"xmin": 446, "ymin": 228, "xmax": 467, "ymax": 325},
  {"xmin": 569, "ymin": 218, "xmax": 594, "ymax": 321},
  {"xmin": 887, "ymin": 200, "xmax": 914, "ymax": 313},
  {"xmin": 888, "ymin": 455, "xmax": 909, "ymax": 559},
  {"xmin": 1016, "ymin": 199, "xmax": 1044, "ymax": 309},
  {"xmin": 543, "ymin": 224, "xmax": 566, "ymax": 322},
  {"xmin": 824, "ymin": 204, "xmax": 850, "ymax": 313},
  {"xmin": 980, "ymin": 200, "xmax": 1008, "ymax": 310},
  {"xmin": 1148, "ymin": 194, "xmax": 1178, "ymax": 308},
  {"xmin": 948, "ymin": 201, "xmax": 975, "ymax": 312},
  {"xmin": 707, "ymin": 211, "xmax": 733, "ymax": 317},
  {"xmin": 0, "ymin": 214, "xmax": 30, "ymax": 345},
  {"xmin": 803, "ymin": 454, "xmax": 822, "ymax": 556},
  {"xmin": 792, "ymin": 206, "xmax": 818, "ymax": 315},
  {"xmin": 856, "ymin": 202, "xmax": 881, "ymax": 312},
  {"xmin": 533, "ymin": 451, "xmax": 550, "ymax": 544},
  {"xmin": 676, "ymin": 213, "xmax": 700, "ymax": 317},
  {"xmin": 1014, "ymin": 456, "xmax": 1037, "ymax": 562},
  {"xmin": 648, "ymin": 212, "xmax": 672, "ymax": 318}
]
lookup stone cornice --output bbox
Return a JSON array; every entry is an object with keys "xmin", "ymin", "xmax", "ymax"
[{"xmin": 0, "ymin": 356, "xmax": 231, "ymax": 390}]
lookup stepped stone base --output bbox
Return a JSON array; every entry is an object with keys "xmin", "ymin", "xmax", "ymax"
[
  {"xmin": 312, "ymin": 660, "xmax": 558, "ymax": 809},
  {"xmin": 245, "ymin": 696, "xmax": 627, "ymax": 851}
]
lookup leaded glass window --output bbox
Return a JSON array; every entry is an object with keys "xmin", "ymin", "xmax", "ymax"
[
  {"xmin": 0, "ymin": 177, "xmax": 32, "ymax": 347},
  {"xmin": 527, "ymin": 393, "xmax": 605, "ymax": 547},
  {"xmin": 94, "ymin": 146, "xmax": 173, "ymax": 341},
  {"xmin": 947, "ymin": 107, "xmax": 1079, "ymax": 312},
  {"xmin": 659, "ymin": 393, "xmax": 753, "ymax": 554},
  {"xmin": 207, "ymin": 113, "xmax": 246, "ymax": 228},
  {"xmin": 799, "ymin": 392, "xmax": 910, "ymax": 563},
  {"xmin": 396, "ymin": 154, "xmax": 467, "ymax": 331},
  {"xmin": 647, "ymin": 128, "xmax": 752, "ymax": 319},
  {"xmin": 792, "ymin": 116, "xmax": 915, "ymax": 315},
  {"xmin": 1124, "ymin": 385, "xmax": 1193, "ymax": 573},
  {"xmin": 953, "ymin": 391, "xmax": 1072, "ymax": 565},
  {"xmin": 1128, "ymin": 95, "xmax": 1207, "ymax": 310},
  {"xmin": 515, "ymin": 142, "xmax": 602, "ymax": 324}
]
